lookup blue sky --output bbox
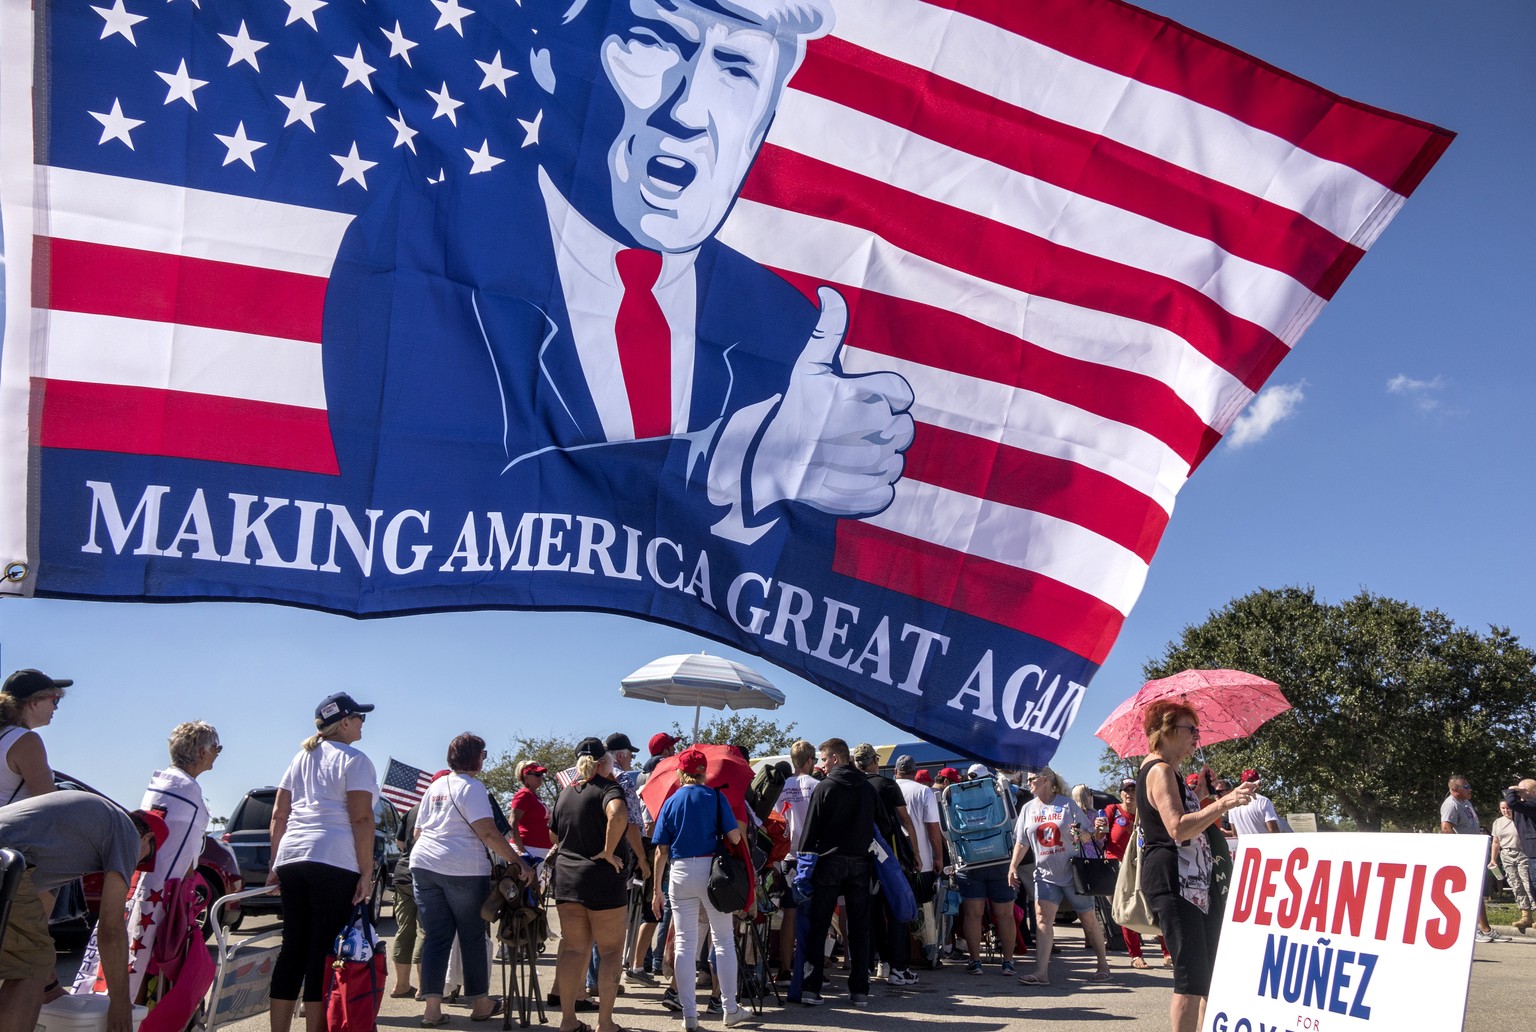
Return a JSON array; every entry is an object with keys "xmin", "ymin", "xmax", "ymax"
[{"xmin": 3, "ymin": 0, "xmax": 1533, "ymax": 818}]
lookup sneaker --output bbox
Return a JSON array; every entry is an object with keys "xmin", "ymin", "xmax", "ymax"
[
  {"xmin": 850, "ymin": 993, "xmax": 869, "ymax": 1008},
  {"xmin": 724, "ymin": 1007, "xmax": 752, "ymax": 1027},
  {"xmin": 626, "ymin": 967, "xmax": 654, "ymax": 982},
  {"xmin": 874, "ymin": 961, "xmax": 890, "ymax": 980},
  {"xmin": 1475, "ymin": 929, "xmax": 1496, "ymax": 943},
  {"xmin": 796, "ymin": 991, "xmax": 823, "ymax": 1006},
  {"xmin": 661, "ymin": 988, "xmax": 682, "ymax": 1012},
  {"xmin": 684, "ymin": 1020, "xmax": 700, "ymax": 1032},
  {"xmin": 889, "ymin": 968, "xmax": 918, "ymax": 986},
  {"xmin": 1000, "ymin": 961, "xmax": 1016, "ymax": 976},
  {"xmin": 965, "ymin": 960, "xmax": 983, "ymax": 975},
  {"xmin": 706, "ymin": 996, "xmax": 723, "ymax": 1014}
]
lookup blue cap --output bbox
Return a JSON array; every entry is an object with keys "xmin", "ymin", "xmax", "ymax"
[{"xmin": 315, "ymin": 692, "xmax": 374, "ymax": 728}]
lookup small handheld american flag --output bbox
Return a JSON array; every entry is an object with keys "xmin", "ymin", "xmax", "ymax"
[{"xmin": 381, "ymin": 757, "xmax": 433, "ymax": 814}]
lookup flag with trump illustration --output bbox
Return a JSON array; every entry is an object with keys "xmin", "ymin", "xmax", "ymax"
[{"xmin": 0, "ymin": 0, "xmax": 1450, "ymax": 767}]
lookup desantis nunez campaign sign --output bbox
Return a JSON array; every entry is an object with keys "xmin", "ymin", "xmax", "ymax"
[
  {"xmin": 1205, "ymin": 834, "xmax": 1486, "ymax": 1032},
  {"xmin": 0, "ymin": 0, "xmax": 1451, "ymax": 766}
]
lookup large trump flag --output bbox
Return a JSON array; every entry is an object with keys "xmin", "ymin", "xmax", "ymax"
[{"xmin": 0, "ymin": 0, "xmax": 1450, "ymax": 767}]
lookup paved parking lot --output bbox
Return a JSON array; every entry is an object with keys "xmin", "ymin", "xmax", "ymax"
[{"xmin": 56, "ymin": 908, "xmax": 1528, "ymax": 1032}]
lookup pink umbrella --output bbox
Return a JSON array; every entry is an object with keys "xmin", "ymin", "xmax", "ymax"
[{"xmin": 1094, "ymin": 669, "xmax": 1291, "ymax": 758}]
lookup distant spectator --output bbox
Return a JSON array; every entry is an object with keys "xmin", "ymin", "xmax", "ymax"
[
  {"xmin": 650, "ymin": 746, "xmax": 745, "ymax": 1029},
  {"xmin": 913, "ymin": 769, "xmax": 933, "ymax": 787},
  {"xmin": 934, "ymin": 767, "xmax": 962, "ymax": 791},
  {"xmin": 1491, "ymin": 799, "xmax": 1533, "ymax": 932},
  {"xmin": 644, "ymin": 732, "xmax": 681, "ymax": 775},
  {"xmin": 0, "ymin": 668, "xmax": 67, "ymax": 806},
  {"xmin": 966, "ymin": 763, "xmax": 991, "ymax": 781},
  {"xmin": 894, "ymin": 755, "xmax": 945, "ymax": 969},
  {"xmin": 797, "ymin": 738, "xmax": 878, "ymax": 1006},
  {"xmin": 1226, "ymin": 769, "xmax": 1280, "ymax": 835},
  {"xmin": 74, "ymin": 721, "xmax": 221, "ymax": 1001},
  {"xmin": 549, "ymin": 737, "xmax": 629, "ymax": 1032},
  {"xmin": 390, "ymin": 801, "xmax": 422, "ymax": 999},
  {"xmin": 509, "ymin": 762, "xmax": 552, "ymax": 861},
  {"xmin": 0, "ymin": 792, "xmax": 165, "ymax": 1032},
  {"xmin": 1010, "ymin": 767, "xmax": 1110, "ymax": 986},
  {"xmin": 1501, "ymin": 779, "xmax": 1536, "ymax": 933},
  {"xmin": 1103, "ymin": 778, "xmax": 1167, "ymax": 969},
  {"xmin": 1440, "ymin": 774, "xmax": 1506, "ymax": 942},
  {"xmin": 267, "ymin": 693, "xmax": 379, "ymax": 1032},
  {"xmin": 775, "ymin": 740, "xmax": 819, "ymax": 977},
  {"xmin": 854, "ymin": 743, "xmax": 919, "ymax": 986},
  {"xmin": 414, "ymin": 733, "xmax": 528, "ymax": 1025}
]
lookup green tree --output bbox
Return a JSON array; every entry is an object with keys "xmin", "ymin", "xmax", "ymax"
[
  {"xmin": 667, "ymin": 714, "xmax": 799, "ymax": 758},
  {"xmin": 1136, "ymin": 587, "xmax": 1536, "ymax": 831},
  {"xmin": 483, "ymin": 733, "xmax": 578, "ymax": 804}
]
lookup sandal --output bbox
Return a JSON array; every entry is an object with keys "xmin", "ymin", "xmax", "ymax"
[
  {"xmin": 421, "ymin": 1017, "xmax": 450, "ymax": 1028},
  {"xmin": 391, "ymin": 985, "xmax": 420, "ymax": 998},
  {"xmin": 557, "ymin": 1024, "xmax": 592, "ymax": 1032},
  {"xmin": 471, "ymin": 999, "xmax": 506, "ymax": 1022},
  {"xmin": 1087, "ymin": 969, "xmax": 1113, "ymax": 982},
  {"xmin": 1129, "ymin": 959, "xmax": 1149, "ymax": 969},
  {"xmin": 1017, "ymin": 973, "xmax": 1050, "ymax": 986}
]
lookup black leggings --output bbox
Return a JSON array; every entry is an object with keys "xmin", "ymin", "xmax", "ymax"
[
  {"xmin": 272, "ymin": 861, "xmax": 360, "ymax": 1002},
  {"xmin": 1150, "ymin": 891, "xmax": 1221, "ymax": 997}
]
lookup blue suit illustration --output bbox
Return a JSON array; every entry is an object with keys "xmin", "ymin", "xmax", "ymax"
[{"xmin": 322, "ymin": 0, "xmax": 913, "ymax": 545}]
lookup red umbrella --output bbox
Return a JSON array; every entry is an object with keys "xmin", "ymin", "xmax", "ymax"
[
  {"xmin": 1094, "ymin": 668, "xmax": 1291, "ymax": 758},
  {"xmin": 640, "ymin": 743, "xmax": 755, "ymax": 827}
]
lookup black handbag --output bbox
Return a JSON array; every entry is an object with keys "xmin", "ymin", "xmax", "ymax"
[
  {"xmin": 1070, "ymin": 836, "xmax": 1118, "ymax": 897},
  {"xmin": 705, "ymin": 789, "xmax": 752, "ymax": 913}
]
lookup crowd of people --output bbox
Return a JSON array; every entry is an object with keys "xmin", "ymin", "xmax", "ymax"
[{"xmin": 3, "ymin": 669, "xmax": 1534, "ymax": 1032}]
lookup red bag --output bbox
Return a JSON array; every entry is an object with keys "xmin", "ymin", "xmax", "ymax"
[
  {"xmin": 323, "ymin": 951, "xmax": 387, "ymax": 1032},
  {"xmin": 762, "ymin": 808, "xmax": 791, "ymax": 865},
  {"xmin": 323, "ymin": 903, "xmax": 386, "ymax": 1032}
]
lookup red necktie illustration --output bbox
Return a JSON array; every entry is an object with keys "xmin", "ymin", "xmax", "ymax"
[{"xmin": 614, "ymin": 249, "xmax": 671, "ymax": 440}]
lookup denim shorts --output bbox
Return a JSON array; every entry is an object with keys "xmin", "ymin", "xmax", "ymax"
[
  {"xmin": 1034, "ymin": 874, "xmax": 1095, "ymax": 913},
  {"xmin": 955, "ymin": 864, "xmax": 1014, "ymax": 903}
]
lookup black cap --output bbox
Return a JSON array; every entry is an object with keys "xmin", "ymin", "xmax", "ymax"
[
  {"xmin": 315, "ymin": 692, "xmax": 375, "ymax": 728},
  {"xmin": 605, "ymin": 732, "xmax": 638, "ymax": 754},
  {"xmin": 575, "ymin": 736, "xmax": 608, "ymax": 761},
  {"xmin": 2, "ymin": 669, "xmax": 73, "ymax": 699}
]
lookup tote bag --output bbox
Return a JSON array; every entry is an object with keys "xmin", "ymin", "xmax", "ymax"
[{"xmin": 1110, "ymin": 820, "xmax": 1161, "ymax": 936}]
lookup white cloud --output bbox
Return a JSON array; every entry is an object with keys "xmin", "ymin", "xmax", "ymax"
[
  {"xmin": 1227, "ymin": 381, "xmax": 1306, "ymax": 448},
  {"xmin": 1386, "ymin": 373, "xmax": 1446, "ymax": 413}
]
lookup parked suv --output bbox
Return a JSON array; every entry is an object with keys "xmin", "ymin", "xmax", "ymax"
[{"xmin": 223, "ymin": 787, "xmax": 401, "ymax": 923}]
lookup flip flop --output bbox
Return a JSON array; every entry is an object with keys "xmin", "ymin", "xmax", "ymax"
[
  {"xmin": 557, "ymin": 1024, "xmax": 592, "ymax": 1032},
  {"xmin": 1087, "ymin": 970, "xmax": 1113, "ymax": 982},
  {"xmin": 1017, "ymin": 974, "xmax": 1050, "ymax": 986},
  {"xmin": 1129, "ymin": 959, "xmax": 1149, "ymax": 969},
  {"xmin": 421, "ymin": 1016, "xmax": 450, "ymax": 1028},
  {"xmin": 471, "ymin": 999, "xmax": 506, "ymax": 1022}
]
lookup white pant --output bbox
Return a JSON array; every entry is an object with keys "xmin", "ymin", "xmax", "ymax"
[{"xmin": 668, "ymin": 856, "xmax": 738, "ymax": 1019}]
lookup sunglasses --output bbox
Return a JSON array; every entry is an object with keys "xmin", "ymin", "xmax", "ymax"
[{"xmin": 1173, "ymin": 724, "xmax": 1201, "ymax": 736}]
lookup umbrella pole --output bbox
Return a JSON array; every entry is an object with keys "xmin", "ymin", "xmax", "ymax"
[{"xmin": 693, "ymin": 705, "xmax": 701, "ymax": 740}]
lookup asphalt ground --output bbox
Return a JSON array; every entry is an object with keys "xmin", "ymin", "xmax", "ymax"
[{"xmin": 54, "ymin": 906, "xmax": 1532, "ymax": 1032}]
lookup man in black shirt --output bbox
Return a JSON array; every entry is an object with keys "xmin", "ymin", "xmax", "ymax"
[
  {"xmin": 797, "ymin": 738, "xmax": 877, "ymax": 1007},
  {"xmin": 853, "ymin": 743, "xmax": 920, "ymax": 987}
]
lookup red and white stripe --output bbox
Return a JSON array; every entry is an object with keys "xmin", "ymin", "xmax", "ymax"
[
  {"xmin": 34, "ymin": 166, "xmax": 352, "ymax": 474},
  {"xmin": 719, "ymin": 0, "xmax": 1450, "ymax": 664}
]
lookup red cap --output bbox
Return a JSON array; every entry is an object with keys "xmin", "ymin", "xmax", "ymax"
[
  {"xmin": 677, "ymin": 747, "xmax": 709, "ymax": 778},
  {"xmin": 1242, "ymin": 769, "xmax": 1260, "ymax": 783},
  {"xmin": 132, "ymin": 809, "xmax": 170, "ymax": 872},
  {"xmin": 1186, "ymin": 772, "xmax": 1201, "ymax": 787},
  {"xmin": 649, "ymin": 732, "xmax": 681, "ymax": 756},
  {"xmin": 937, "ymin": 767, "xmax": 962, "ymax": 781},
  {"xmin": 913, "ymin": 770, "xmax": 933, "ymax": 785}
]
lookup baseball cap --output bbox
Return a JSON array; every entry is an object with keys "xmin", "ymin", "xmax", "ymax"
[
  {"xmin": 2, "ymin": 669, "xmax": 72, "ymax": 699},
  {"xmin": 1120, "ymin": 778, "xmax": 1137, "ymax": 793},
  {"xmin": 967, "ymin": 763, "xmax": 993, "ymax": 778},
  {"xmin": 649, "ymin": 732, "xmax": 680, "ymax": 756},
  {"xmin": 914, "ymin": 769, "xmax": 933, "ymax": 786},
  {"xmin": 1242, "ymin": 769, "xmax": 1260, "ymax": 783},
  {"xmin": 516, "ymin": 761, "xmax": 548, "ymax": 781},
  {"xmin": 575, "ymin": 736, "xmax": 608, "ymax": 761},
  {"xmin": 315, "ymin": 692, "xmax": 374, "ymax": 728},
  {"xmin": 677, "ymin": 747, "xmax": 709, "ymax": 777},
  {"xmin": 894, "ymin": 755, "xmax": 916, "ymax": 775},
  {"xmin": 131, "ymin": 809, "xmax": 170, "ymax": 872},
  {"xmin": 605, "ymin": 732, "xmax": 639, "ymax": 754},
  {"xmin": 937, "ymin": 767, "xmax": 962, "ymax": 781}
]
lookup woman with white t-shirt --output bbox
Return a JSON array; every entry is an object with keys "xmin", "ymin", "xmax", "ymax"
[
  {"xmin": 267, "ymin": 692, "xmax": 379, "ymax": 1032},
  {"xmin": 0, "ymin": 668, "xmax": 68, "ymax": 806},
  {"xmin": 413, "ymin": 732, "xmax": 531, "ymax": 1027}
]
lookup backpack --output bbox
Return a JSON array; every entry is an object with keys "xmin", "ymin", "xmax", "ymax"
[
  {"xmin": 941, "ymin": 775, "xmax": 1016, "ymax": 870},
  {"xmin": 747, "ymin": 763, "xmax": 788, "ymax": 822}
]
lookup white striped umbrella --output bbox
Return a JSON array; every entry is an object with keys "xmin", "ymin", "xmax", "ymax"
[{"xmin": 620, "ymin": 653, "xmax": 785, "ymax": 737}]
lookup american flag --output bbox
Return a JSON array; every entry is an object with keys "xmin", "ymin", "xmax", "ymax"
[
  {"xmin": 380, "ymin": 757, "xmax": 433, "ymax": 814},
  {"xmin": 12, "ymin": 0, "xmax": 1448, "ymax": 699}
]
